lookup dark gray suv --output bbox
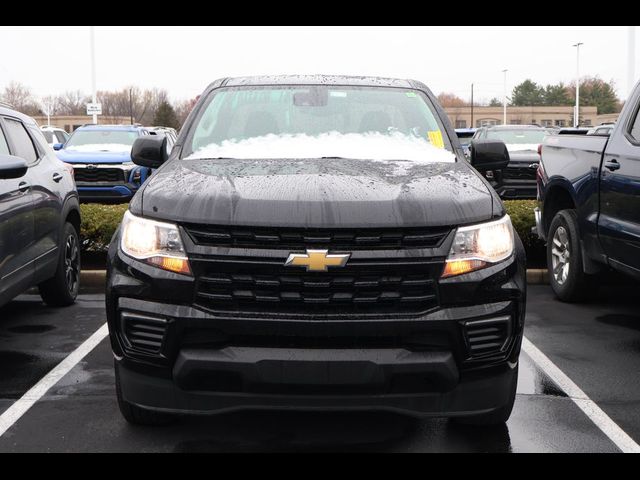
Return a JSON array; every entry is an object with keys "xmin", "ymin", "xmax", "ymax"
[{"xmin": 0, "ymin": 104, "xmax": 81, "ymax": 308}]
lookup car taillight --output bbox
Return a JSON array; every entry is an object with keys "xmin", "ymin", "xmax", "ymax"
[
  {"xmin": 537, "ymin": 144, "xmax": 542, "ymax": 156},
  {"xmin": 63, "ymin": 163, "xmax": 74, "ymax": 179}
]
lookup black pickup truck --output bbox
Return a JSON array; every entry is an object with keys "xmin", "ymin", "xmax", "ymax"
[
  {"xmin": 535, "ymin": 81, "xmax": 640, "ymax": 301},
  {"xmin": 106, "ymin": 75, "xmax": 526, "ymax": 427}
]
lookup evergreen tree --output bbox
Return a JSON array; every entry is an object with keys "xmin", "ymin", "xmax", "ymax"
[
  {"xmin": 152, "ymin": 101, "xmax": 180, "ymax": 129},
  {"xmin": 511, "ymin": 80, "xmax": 545, "ymax": 106}
]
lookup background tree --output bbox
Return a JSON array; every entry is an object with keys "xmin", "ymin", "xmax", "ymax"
[
  {"xmin": 488, "ymin": 97, "xmax": 502, "ymax": 107},
  {"xmin": 175, "ymin": 96, "xmax": 199, "ymax": 128},
  {"xmin": 567, "ymin": 76, "xmax": 620, "ymax": 114},
  {"xmin": 511, "ymin": 79, "xmax": 544, "ymax": 106},
  {"xmin": 152, "ymin": 101, "xmax": 180, "ymax": 129},
  {"xmin": 543, "ymin": 83, "xmax": 570, "ymax": 105},
  {"xmin": 0, "ymin": 81, "xmax": 40, "ymax": 115},
  {"xmin": 437, "ymin": 92, "xmax": 466, "ymax": 107},
  {"xmin": 56, "ymin": 90, "xmax": 89, "ymax": 115}
]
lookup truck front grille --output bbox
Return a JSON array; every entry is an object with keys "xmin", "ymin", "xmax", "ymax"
[
  {"xmin": 193, "ymin": 258, "xmax": 443, "ymax": 317},
  {"xmin": 183, "ymin": 224, "xmax": 451, "ymax": 250},
  {"xmin": 503, "ymin": 167, "xmax": 536, "ymax": 181},
  {"xmin": 74, "ymin": 167, "xmax": 125, "ymax": 183}
]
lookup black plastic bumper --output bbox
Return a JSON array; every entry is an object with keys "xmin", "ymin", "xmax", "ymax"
[{"xmin": 495, "ymin": 181, "xmax": 537, "ymax": 200}]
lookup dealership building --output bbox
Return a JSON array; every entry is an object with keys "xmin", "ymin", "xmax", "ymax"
[{"xmin": 444, "ymin": 105, "xmax": 618, "ymax": 129}]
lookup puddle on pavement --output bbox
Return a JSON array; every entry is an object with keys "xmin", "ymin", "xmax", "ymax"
[
  {"xmin": 6, "ymin": 325, "xmax": 56, "ymax": 334},
  {"xmin": 0, "ymin": 351, "xmax": 38, "ymax": 374}
]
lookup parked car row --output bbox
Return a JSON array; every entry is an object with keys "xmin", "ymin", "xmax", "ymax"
[
  {"xmin": 457, "ymin": 121, "xmax": 617, "ymax": 200},
  {"xmin": 1, "ymin": 101, "xmax": 179, "ymax": 309}
]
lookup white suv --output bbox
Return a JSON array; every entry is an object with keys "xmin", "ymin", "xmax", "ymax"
[{"xmin": 40, "ymin": 125, "xmax": 69, "ymax": 147}]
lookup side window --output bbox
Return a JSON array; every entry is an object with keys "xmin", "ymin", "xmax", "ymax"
[
  {"xmin": 630, "ymin": 106, "xmax": 640, "ymax": 142},
  {"xmin": 0, "ymin": 125, "xmax": 9, "ymax": 155},
  {"xmin": 55, "ymin": 131, "xmax": 68, "ymax": 143},
  {"xmin": 4, "ymin": 118, "xmax": 38, "ymax": 164}
]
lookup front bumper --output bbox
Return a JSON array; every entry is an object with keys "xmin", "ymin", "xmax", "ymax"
[
  {"xmin": 117, "ymin": 354, "xmax": 518, "ymax": 417},
  {"xmin": 77, "ymin": 184, "xmax": 138, "ymax": 202},
  {"xmin": 106, "ymin": 233, "xmax": 526, "ymax": 417},
  {"xmin": 495, "ymin": 180, "xmax": 537, "ymax": 200}
]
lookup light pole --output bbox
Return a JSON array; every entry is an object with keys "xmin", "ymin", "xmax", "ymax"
[
  {"xmin": 470, "ymin": 83, "xmax": 474, "ymax": 128},
  {"xmin": 90, "ymin": 26, "xmax": 97, "ymax": 125},
  {"xmin": 502, "ymin": 69, "xmax": 508, "ymax": 125},
  {"xmin": 573, "ymin": 42, "xmax": 583, "ymax": 127}
]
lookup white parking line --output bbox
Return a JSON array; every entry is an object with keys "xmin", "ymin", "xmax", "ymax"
[
  {"xmin": 523, "ymin": 336, "xmax": 640, "ymax": 453},
  {"xmin": 0, "ymin": 323, "xmax": 108, "ymax": 438}
]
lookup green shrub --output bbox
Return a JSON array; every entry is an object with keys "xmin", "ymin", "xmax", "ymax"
[
  {"xmin": 80, "ymin": 203, "xmax": 128, "ymax": 251},
  {"xmin": 503, "ymin": 199, "xmax": 546, "ymax": 266}
]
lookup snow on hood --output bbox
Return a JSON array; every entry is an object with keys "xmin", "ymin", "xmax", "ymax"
[
  {"xmin": 66, "ymin": 143, "xmax": 133, "ymax": 153},
  {"xmin": 186, "ymin": 132, "xmax": 456, "ymax": 163},
  {"xmin": 505, "ymin": 143, "xmax": 539, "ymax": 153}
]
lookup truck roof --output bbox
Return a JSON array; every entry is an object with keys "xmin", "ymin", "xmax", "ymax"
[{"xmin": 214, "ymin": 75, "xmax": 418, "ymax": 89}]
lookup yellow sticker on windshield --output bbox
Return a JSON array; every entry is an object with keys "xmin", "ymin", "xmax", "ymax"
[{"xmin": 427, "ymin": 130, "xmax": 445, "ymax": 149}]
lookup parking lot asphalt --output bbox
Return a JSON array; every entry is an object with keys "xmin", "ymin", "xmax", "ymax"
[{"xmin": 0, "ymin": 283, "xmax": 637, "ymax": 452}]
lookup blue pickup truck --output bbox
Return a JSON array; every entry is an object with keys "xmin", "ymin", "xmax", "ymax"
[
  {"xmin": 54, "ymin": 124, "xmax": 155, "ymax": 202},
  {"xmin": 535, "ymin": 81, "xmax": 640, "ymax": 301}
]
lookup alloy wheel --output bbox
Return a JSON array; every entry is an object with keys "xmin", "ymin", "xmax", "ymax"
[
  {"xmin": 551, "ymin": 226, "xmax": 571, "ymax": 285},
  {"xmin": 64, "ymin": 234, "xmax": 80, "ymax": 294}
]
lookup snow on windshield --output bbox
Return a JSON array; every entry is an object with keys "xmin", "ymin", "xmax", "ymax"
[
  {"xmin": 65, "ymin": 144, "xmax": 133, "ymax": 153},
  {"xmin": 185, "ymin": 131, "xmax": 456, "ymax": 163}
]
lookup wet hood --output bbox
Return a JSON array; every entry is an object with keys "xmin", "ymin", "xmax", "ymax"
[
  {"xmin": 55, "ymin": 149, "xmax": 131, "ymax": 164},
  {"xmin": 137, "ymin": 158, "xmax": 495, "ymax": 228}
]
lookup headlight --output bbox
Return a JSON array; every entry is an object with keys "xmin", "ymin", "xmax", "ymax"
[
  {"xmin": 441, "ymin": 215, "xmax": 514, "ymax": 278},
  {"xmin": 120, "ymin": 211, "xmax": 192, "ymax": 275}
]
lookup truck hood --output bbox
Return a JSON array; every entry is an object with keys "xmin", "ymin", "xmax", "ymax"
[
  {"xmin": 55, "ymin": 148, "xmax": 131, "ymax": 164},
  {"xmin": 137, "ymin": 157, "xmax": 495, "ymax": 228}
]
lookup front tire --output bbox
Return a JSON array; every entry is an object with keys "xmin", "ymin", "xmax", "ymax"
[
  {"xmin": 39, "ymin": 222, "xmax": 80, "ymax": 307},
  {"xmin": 547, "ymin": 209, "xmax": 597, "ymax": 302},
  {"xmin": 115, "ymin": 361, "xmax": 175, "ymax": 426}
]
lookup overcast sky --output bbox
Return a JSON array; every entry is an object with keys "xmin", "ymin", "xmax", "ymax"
[{"xmin": 0, "ymin": 26, "xmax": 637, "ymax": 103}]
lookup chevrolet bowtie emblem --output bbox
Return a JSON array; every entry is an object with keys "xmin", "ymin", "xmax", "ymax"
[{"xmin": 285, "ymin": 249, "xmax": 351, "ymax": 272}]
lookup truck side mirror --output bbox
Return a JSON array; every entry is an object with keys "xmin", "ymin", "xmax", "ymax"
[
  {"xmin": 469, "ymin": 140, "xmax": 510, "ymax": 172},
  {"xmin": 131, "ymin": 136, "xmax": 168, "ymax": 169}
]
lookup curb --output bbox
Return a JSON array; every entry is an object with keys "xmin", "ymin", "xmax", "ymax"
[
  {"xmin": 80, "ymin": 268, "xmax": 551, "ymax": 290},
  {"xmin": 80, "ymin": 270, "xmax": 106, "ymax": 293},
  {"xmin": 526, "ymin": 269, "xmax": 549, "ymax": 285}
]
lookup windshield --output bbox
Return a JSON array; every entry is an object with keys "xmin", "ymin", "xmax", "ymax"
[
  {"xmin": 486, "ymin": 129, "xmax": 547, "ymax": 145},
  {"xmin": 65, "ymin": 130, "xmax": 139, "ymax": 152},
  {"xmin": 456, "ymin": 132, "xmax": 475, "ymax": 146},
  {"xmin": 41, "ymin": 131, "xmax": 54, "ymax": 143},
  {"xmin": 185, "ymin": 86, "xmax": 455, "ymax": 163}
]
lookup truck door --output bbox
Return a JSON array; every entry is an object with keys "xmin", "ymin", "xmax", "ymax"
[{"xmin": 598, "ymin": 103, "xmax": 640, "ymax": 276}]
